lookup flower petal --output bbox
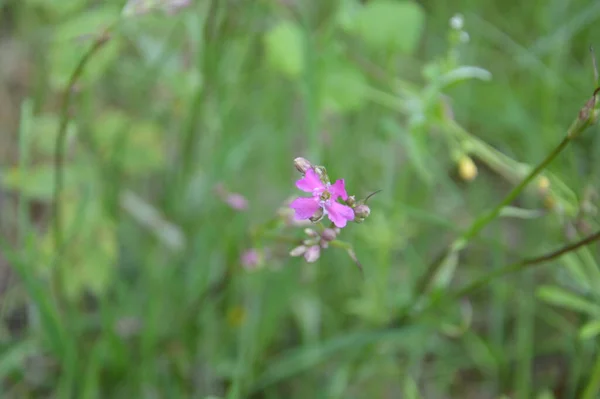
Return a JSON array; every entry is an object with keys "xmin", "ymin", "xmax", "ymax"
[
  {"xmin": 296, "ymin": 169, "xmax": 324, "ymax": 193},
  {"xmin": 329, "ymin": 179, "xmax": 348, "ymax": 200},
  {"xmin": 290, "ymin": 197, "xmax": 321, "ymax": 220},
  {"xmin": 324, "ymin": 201, "xmax": 355, "ymax": 228}
]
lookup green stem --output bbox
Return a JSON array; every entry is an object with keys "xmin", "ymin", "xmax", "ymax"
[
  {"xmin": 52, "ymin": 29, "xmax": 112, "ymax": 299},
  {"xmin": 582, "ymin": 347, "xmax": 600, "ymax": 399},
  {"xmin": 409, "ymin": 135, "xmax": 571, "ymax": 301},
  {"xmin": 388, "ymin": 227, "xmax": 600, "ymax": 328},
  {"xmin": 403, "ymin": 97, "xmax": 597, "ymax": 320},
  {"xmin": 454, "ymin": 229, "xmax": 600, "ymax": 298}
]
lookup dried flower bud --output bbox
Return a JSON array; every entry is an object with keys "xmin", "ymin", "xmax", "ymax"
[
  {"xmin": 354, "ymin": 204, "xmax": 370, "ymax": 219},
  {"xmin": 304, "ymin": 228, "xmax": 318, "ymax": 237},
  {"xmin": 321, "ymin": 228, "xmax": 337, "ymax": 242},
  {"xmin": 346, "ymin": 195, "xmax": 356, "ymax": 207},
  {"xmin": 290, "ymin": 245, "xmax": 307, "ymax": 257},
  {"xmin": 304, "ymin": 245, "xmax": 321, "ymax": 263},
  {"xmin": 309, "ymin": 207, "xmax": 324, "ymax": 223},
  {"xmin": 313, "ymin": 166, "xmax": 330, "ymax": 185},
  {"xmin": 294, "ymin": 157, "xmax": 313, "ymax": 174},
  {"xmin": 458, "ymin": 156, "xmax": 477, "ymax": 182}
]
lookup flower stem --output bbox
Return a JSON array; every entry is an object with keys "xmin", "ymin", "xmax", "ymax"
[
  {"xmin": 410, "ymin": 136, "xmax": 570, "ymax": 297},
  {"xmin": 408, "ymin": 98, "xmax": 597, "ymax": 312},
  {"xmin": 52, "ymin": 29, "xmax": 112, "ymax": 301},
  {"xmin": 454, "ymin": 229, "xmax": 600, "ymax": 298},
  {"xmin": 390, "ymin": 227, "xmax": 600, "ymax": 328}
]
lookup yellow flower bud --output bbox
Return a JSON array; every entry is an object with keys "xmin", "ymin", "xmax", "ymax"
[
  {"xmin": 537, "ymin": 176, "xmax": 550, "ymax": 195},
  {"xmin": 458, "ymin": 156, "xmax": 477, "ymax": 182}
]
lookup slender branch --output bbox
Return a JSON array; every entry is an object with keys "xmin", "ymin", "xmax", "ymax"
[
  {"xmin": 51, "ymin": 29, "xmax": 113, "ymax": 308},
  {"xmin": 409, "ymin": 136, "xmax": 570, "ymax": 299},
  {"xmin": 410, "ymin": 90, "xmax": 598, "ymax": 301},
  {"xmin": 53, "ymin": 31, "xmax": 110, "ymax": 252},
  {"xmin": 454, "ymin": 229, "xmax": 600, "ymax": 298},
  {"xmin": 389, "ymin": 228, "xmax": 600, "ymax": 328}
]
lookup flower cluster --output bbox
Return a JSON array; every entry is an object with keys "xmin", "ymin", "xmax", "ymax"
[
  {"xmin": 289, "ymin": 157, "xmax": 370, "ymax": 229},
  {"xmin": 239, "ymin": 157, "xmax": 373, "ymax": 271},
  {"xmin": 290, "ymin": 227, "xmax": 340, "ymax": 263}
]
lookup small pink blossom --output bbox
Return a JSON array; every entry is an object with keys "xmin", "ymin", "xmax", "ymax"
[
  {"xmin": 290, "ymin": 169, "xmax": 354, "ymax": 228},
  {"xmin": 241, "ymin": 249, "xmax": 260, "ymax": 270},
  {"xmin": 225, "ymin": 193, "xmax": 249, "ymax": 211},
  {"xmin": 215, "ymin": 183, "xmax": 248, "ymax": 211},
  {"xmin": 304, "ymin": 245, "xmax": 321, "ymax": 263}
]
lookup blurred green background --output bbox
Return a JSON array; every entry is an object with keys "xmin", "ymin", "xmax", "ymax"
[{"xmin": 2, "ymin": 0, "xmax": 600, "ymax": 397}]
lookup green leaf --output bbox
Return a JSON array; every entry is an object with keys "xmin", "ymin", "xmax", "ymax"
[
  {"xmin": 351, "ymin": 1, "xmax": 425, "ymax": 54},
  {"xmin": 537, "ymin": 285, "xmax": 600, "ymax": 317},
  {"xmin": 439, "ymin": 66, "xmax": 493, "ymax": 87},
  {"xmin": 0, "ymin": 340, "xmax": 38, "ymax": 378},
  {"xmin": 320, "ymin": 63, "xmax": 367, "ymax": 112},
  {"xmin": 536, "ymin": 390, "xmax": 555, "ymax": 399},
  {"xmin": 28, "ymin": 114, "xmax": 78, "ymax": 156},
  {"xmin": 2, "ymin": 164, "xmax": 80, "ymax": 200},
  {"xmin": 580, "ymin": 320, "xmax": 600, "ymax": 340},
  {"xmin": 403, "ymin": 376, "xmax": 422, "ymax": 399},
  {"xmin": 92, "ymin": 111, "xmax": 166, "ymax": 175},
  {"xmin": 49, "ymin": 6, "xmax": 121, "ymax": 88},
  {"xmin": 382, "ymin": 118, "xmax": 434, "ymax": 185},
  {"xmin": 40, "ymin": 198, "xmax": 117, "ymax": 300},
  {"xmin": 264, "ymin": 21, "xmax": 304, "ymax": 78},
  {"xmin": 250, "ymin": 327, "xmax": 428, "ymax": 394},
  {"xmin": 25, "ymin": 0, "xmax": 87, "ymax": 16}
]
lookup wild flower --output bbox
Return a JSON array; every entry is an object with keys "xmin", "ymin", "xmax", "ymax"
[{"xmin": 290, "ymin": 168, "xmax": 354, "ymax": 228}]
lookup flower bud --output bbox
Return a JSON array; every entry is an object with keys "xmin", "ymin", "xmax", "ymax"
[
  {"xmin": 304, "ymin": 228, "xmax": 318, "ymax": 238},
  {"xmin": 537, "ymin": 176, "xmax": 550, "ymax": 195},
  {"xmin": 346, "ymin": 195, "xmax": 356, "ymax": 207},
  {"xmin": 240, "ymin": 248, "xmax": 262, "ymax": 270},
  {"xmin": 314, "ymin": 166, "xmax": 330, "ymax": 185},
  {"xmin": 294, "ymin": 157, "xmax": 314, "ymax": 174},
  {"xmin": 354, "ymin": 204, "xmax": 371, "ymax": 219},
  {"xmin": 450, "ymin": 13, "xmax": 464, "ymax": 30},
  {"xmin": 309, "ymin": 207, "xmax": 324, "ymax": 223},
  {"xmin": 225, "ymin": 193, "xmax": 248, "ymax": 211},
  {"xmin": 303, "ymin": 238, "xmax": 318, "ymax": 246},
  {"xmin": 290, "ymin": 245, "xmax": 307, "ymax": 257},
  {"xmin": 304, "ymin": 245, "xmax": 321, "ymax": 263},
  {"xmin": 458, "ymin": 156, "xmax": 477, "ymax": 182},
  {"xmin": 321, "ymin": 228, "xmax": 337, "ymax": 242}
]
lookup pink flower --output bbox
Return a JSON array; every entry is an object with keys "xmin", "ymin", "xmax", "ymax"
[
  {"xmin": 240, "ymin": 248, "xmax": 261, "ymax": 270},
  {"xmin": 290, "ymin": 169, "xmax": 354, "ymax": 228},
  {"xmin": 215, "ymin": 183, "xmax": 249, "ymax": 211},
  {"xmin": 225, "ymin": 193, "xmax": 249, "ymax": 211}
]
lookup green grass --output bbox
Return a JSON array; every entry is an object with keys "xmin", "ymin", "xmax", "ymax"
[{"xmin": 2, "ymin": 0, "xmax": 600, "ymax": 397}]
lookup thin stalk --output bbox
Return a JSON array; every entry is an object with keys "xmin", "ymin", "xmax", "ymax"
[
  {"xmin": 388, "ymin": 227, "xmax": 600, "ymax": 329},
  {"xmin": 411, "ymin": 106, "xmax": 596, "ymax": 301},
  {"xmin": 52, "ymin": 29, "xmax": 112, "ymax": 304},
  {"xmin": 454, "ymin": 229, "xmax": 600, "ymax": 298},
  {"xmin": 582, "ymin": 347, "xmax": 600, "ymax": 399},
  {"xmin": 53, "ymin": 32, "xmax": 110, "ymax": 251}
]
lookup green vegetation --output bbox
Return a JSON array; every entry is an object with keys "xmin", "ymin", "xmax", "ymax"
[{"xmin": 1, "ymin": 0, "xmax": 600, "ymax": 397}]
